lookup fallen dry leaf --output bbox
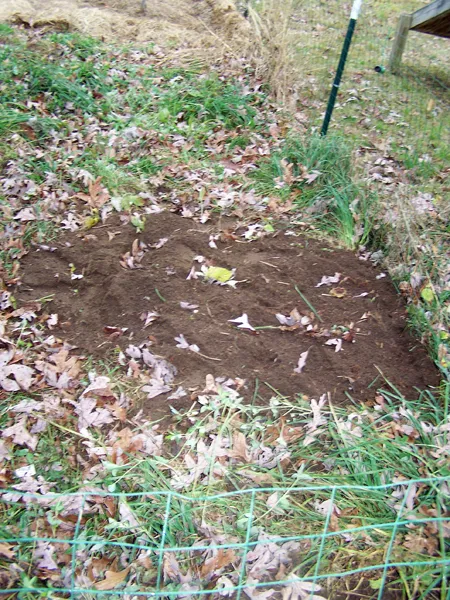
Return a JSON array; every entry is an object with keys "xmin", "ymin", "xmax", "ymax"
[
  {"xmin": 228, "ymin": 313, "xmax": 255, "ymax": 331},
  {"xmin": 230, "ymin": 431, "xmax": 251, "ymax": 462},
  {"xmin": 15, "ymin": 464, "xmax": 36, "ymax": 478},
  {"xmin": 0, "ymin": 543, "xmax": 15, "ymax": 559},
  {"xmin": 34, "ymin": 541, "xmax": 58, "ymax": 571},
  {"xmin": 94, "ymin": 566, "xmax": 131, "ymax": 590},
  {"xmin": 265, "ymin": 418, "xmax": 304, "ymax": 445},
  {"xmin": 180, "ymin": 301, "xmax": 199, "ymax": 312},
  {"xmin": 2, "ymin": 418, "xmax": 38, "ymax": 450},
  {"xmin": 151, "ymin": 237, "xmax": 168, "ymax": 249},
  {"xmin": 303, "ymin": 170, "xmax": 321, "ymax": 185},
  {"xmin": 280, "ymin": 159, "xmax": 294, "ymax": 185},
  {"xmin": 266, "ymin": 491, "xmax": 280, "ymax": 509},
  {"xmin": 163, "ymin": 553, "xmax": 183, "ymax": 583},
  {"xmin": 76, "ymin": 176, "xmax": 110, "ymax": 209},
  {"xmin": 200, "ymin": 548, "xmax": 237, "ymax": 579},
  {"xmin": 325, "ymin": 338, "xmax": 343, "ymax": 352},
  {"xmin": 403, "ymin": 533, "xmax": 438, "ymax": 556},
  {"xmin": 120, "ymin": 239, "xmax": 147, "ymax": 269},
  {"xmin": 35, "ymin": 348, "xmax": 81, "ymax": 389},
  {"xmin": 81, "ymin": 375, "xmax": 116, "ymax": 400},
  {"xmin": 14, "ymin": 207, "xmax": 36, "ymax": 222},
  {"xmin": 0, "ymin": 363, "xmax": 34, "ymax": 391},
  {"xmin": 140, "ymin": 311, "xmax": 160, "ymax": 328},
  {"xmin": 46, "ymin": 314, "xmax": 58, "ymax": 329},
  {"xmin": 269, "ymin": 123, "xmax": 280, "ymax": 138},
  {"xmin": 74, "ymin": 397, "xmax": 115, "ymax": 431},
  {"xmin": 316, "ymin": 273, "xmax": 341, "ymax": 287},
  {"xmin": 282, "ymin": 576, "xmax": 326, "ymax": 600},
  {"xmin": 142, "ymin": 379, "xmax": 171, "ymax": 399},
  {"xmin": 174, "ymin": 334, "xmax": 200, "ymax": 353},
  {"xmin": 294, "ymin": 350, "xmax": 309, "ymax": 374}
]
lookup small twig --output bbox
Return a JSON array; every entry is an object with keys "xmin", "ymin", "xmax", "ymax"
[
  {"xmin": 197, "ymin": 352, "xmax": 222, "ymax": 362},
  {"xmin": 327, "ymin": 393, "xmax": 349, "ymax": 448},
  {"xmin": 35, "ymin": 294, "xmax": 55, "ymax": 303},
  {"xmin": 45, "ymin": 420, "xmax": 89, "ymax": 439},
  {"xmin": 259, "ymin": 260, "xmax": 281, "ymax": 271}
]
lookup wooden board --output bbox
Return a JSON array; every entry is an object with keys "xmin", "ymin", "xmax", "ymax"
[{"xmin": 410, "ymin": 0, "xmax": 450, "ymax": 39}]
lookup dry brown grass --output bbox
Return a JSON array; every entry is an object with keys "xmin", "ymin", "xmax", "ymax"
[
  {"xmin": 0, "ymin": 0, "xmax": 250, "ymax": 63},
  {"xmin": 245, "ymin": 0, "xmax": 298, "ymax": 104},
  {"xmin": 1, "ymin": 0, "xmax": 297, "ymax": 100}
]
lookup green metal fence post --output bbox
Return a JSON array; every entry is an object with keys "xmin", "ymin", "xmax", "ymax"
[{"xmin": 321, "ymin": 0, "xmax": 363, "ymax": 136}]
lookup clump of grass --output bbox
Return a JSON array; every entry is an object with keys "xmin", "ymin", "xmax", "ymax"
[
  {"xmin": 250, "ymin": 134, "xmax": 374, "ymax": 247},
  {"xmin": 155, "ymin": 74, "xmax": 262, "ymax": 130}
]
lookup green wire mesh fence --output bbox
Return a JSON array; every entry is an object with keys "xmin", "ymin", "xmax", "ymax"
[
  {"xmin": 1, "ymin": 477, "xmax": 449, "ymax": 598},
  {"xmin": 290, "ymin": 0, "xmax": 450, "ymax": 154}
]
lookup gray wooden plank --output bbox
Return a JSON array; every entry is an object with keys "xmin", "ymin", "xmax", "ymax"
[{"xmin": 411, "ymin": 0, "xmax": 450, "ymax": 28}]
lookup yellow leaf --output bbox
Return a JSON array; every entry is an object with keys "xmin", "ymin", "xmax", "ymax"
[
  {"xmin": 94, "ymin": 567, "xmax": 131, "ymax": 590},
  {"xmin": 83, "ymin": 215, "xmax": 100, "ymax": 230},
  {"xmin": 205, "ymin": 266, "xmax": 233, "ymax": 283},
  {"xmin": 329, "ymin": 287, "xmax": 347, "ymax": 299},
  {"xmin": 420, "ymin": 285, "xmax": 435, "ymax": 304}
]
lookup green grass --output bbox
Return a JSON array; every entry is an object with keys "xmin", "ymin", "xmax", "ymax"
[
  {"xmin": 250, "ymin": 134, "xmax": 374, "ymax": 247},
  {"xmin": 0, "ymin": 27, "xmax": 270, "ymax": 274},
  {"xmin": 156, "ymin": 75, "xmax": 260, "ymax": 128},
  {"xmin": 1, "ymin": 384, "xmax": 447, "ymax": 598},
  {"xmin": 0, "ymin": 28, "xmax": 267, "ymax": 191}
]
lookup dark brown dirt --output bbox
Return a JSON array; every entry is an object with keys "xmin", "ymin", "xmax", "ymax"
[{"xmin": 17, "ymin": 211, "xmax": 439, "ymax": 411}]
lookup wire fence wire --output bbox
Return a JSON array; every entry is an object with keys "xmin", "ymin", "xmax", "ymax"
[
  {"xmin": 1, "ymin": 477, "xmax": 449, "ymax": 598},
  {"xmin": 290, "ymin": 0, "xmax": 449, "ymax": 159}
]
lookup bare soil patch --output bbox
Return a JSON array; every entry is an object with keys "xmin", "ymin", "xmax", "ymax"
[{"xmin": 17, "ymin": 212, "xmax": 439, "ymax": 412}]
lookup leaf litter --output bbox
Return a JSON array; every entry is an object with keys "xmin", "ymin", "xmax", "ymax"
[
  {"xmin": 228, "ymin": 313, "xmax": 256, "ymax": 332},
  {"xmin": 0, "ymin": 296, "xmax": 446, "ymax": 596},
  {"xmin": 0, "ymin": 23, "xmax": 445, "ymax": 600}
]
